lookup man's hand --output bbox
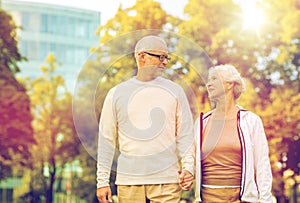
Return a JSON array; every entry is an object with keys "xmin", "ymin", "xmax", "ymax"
[
  {"xmin": 178, "ymin": 170, "xmax": 194, "ymax": 191},
  {"xmin": 96, "ymin": 186, "xmax": 113, "ymax": 203}
]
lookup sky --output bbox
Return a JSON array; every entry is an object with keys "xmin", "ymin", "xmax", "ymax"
[{"xmin": 16, "ymin": 0, "xmax": 189, "ymax": 25}]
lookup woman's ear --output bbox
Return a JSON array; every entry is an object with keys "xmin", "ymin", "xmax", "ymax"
[{"xmin": 226, "ymin": 82, "xmax": 234, "ymax": 90}]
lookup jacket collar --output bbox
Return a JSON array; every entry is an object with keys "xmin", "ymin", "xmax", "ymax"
[{"xmin": 202, "ymin": 105, "xmax": 248, "ymax": 120}]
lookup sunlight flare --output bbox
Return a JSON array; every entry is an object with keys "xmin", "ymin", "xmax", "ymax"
[
  {"xmin": 243, "ymin": 6, "xmax": 264, "ymax": 30},
  {"xmin": 240, "ymin": 1, "xmax": 265, "ymax": 36}
]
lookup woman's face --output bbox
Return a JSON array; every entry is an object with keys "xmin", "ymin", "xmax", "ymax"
[{"xmin": 206, "ymin": 69, "xmax": 227, "ymax": 101}]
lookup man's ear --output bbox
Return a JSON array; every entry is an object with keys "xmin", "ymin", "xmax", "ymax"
[
  {"xmin": 140, "ymin": 52, "xmax": 150, "ymax": 65},
  {"xmin": 137, "ymin": 52, "xmax": 147, "ymax": 67},
  {"xmin": 137, "ymin": 52, "xmax": 145, "ymax": 61}
]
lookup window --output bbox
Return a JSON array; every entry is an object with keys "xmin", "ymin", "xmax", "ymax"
[
  {"xmin": 58, "ymin": 16, "xmax": 66, "ymax": 35},
  {"xmin": 49, "ymin": 15, "xmax": 57, "ymax": 34},
  {"xmin": 21, "ymin": 12, "xmax": 30, "ymax": 28},
  {"xmin": 40, "ymin": 42, "xmax": 48, "ymax": 60},
  {"xmin": 19, "ymin": 41, "xmax": 28, "ymax": 56},
  {"xmin": 75, "ymin": 19, "xmax": 86, "ymax": 37},
  {"xmin": 0, "ymin": 189, "xmax": 13, "ymax": 202},
  {"xmin": 66, "ymin": 17, "xmax": 75, "ymax": 37},
  {"xmin": 41, "ymin": 14, "xmax": 48, "ymax": 33}
]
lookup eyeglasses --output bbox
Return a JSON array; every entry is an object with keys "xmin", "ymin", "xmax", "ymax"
[{"xmin": 144, "ymin": 52, "xmax": 171, "ymax": 62}]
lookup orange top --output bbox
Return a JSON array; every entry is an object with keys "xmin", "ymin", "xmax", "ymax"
[{"xmin": 202, "ymin": 118, "xmax": 242, "ymax": 186}]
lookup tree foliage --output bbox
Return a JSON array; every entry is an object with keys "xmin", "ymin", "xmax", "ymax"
[
  {"xmin": 73, "ymin": 1, "xmax": 203, "ymax": 200},
  {"xmin": 0, "ymin": 8, "xmax": 25, "ymax": 73},
  {"xmin": 20, "ymin": 54, "xmax": 80, "ymax": 203},
  {"xmin": 71, "ymin": 147, "xmax": 99, "ymax": 203},
  {"xmin": 0, "ymin": 9, "xmax": 34, "ymax": 180},
  {"xmin": 179, "ymin": 0, "xmax": 300, "ymax": 202},
  {"xmin": 97, "ymin": 0, "xmax": 299, "ymax": 202},
  {"xmin": 95, "ymin": 0, "xmax": 178, "ymax": 43},
  {"xmin": 6, "ymin": 0, "xmax": 292, "ymax": 202},
  {"xmin": 74, "ymin": 0, "xmax": 183, "ymax": 159},
  {"xmin": 259, "ymin": 88, "xmax": 300, "ymax": 200},
  {"xmin": 86, "ymin": 0, "xmax": 300, "ymax": 201},
  {"xmin": 178, "ymin": 3, "xmax": 298, "ymax": 119}
]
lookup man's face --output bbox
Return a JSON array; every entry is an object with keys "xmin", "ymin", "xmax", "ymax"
[{"xmin": 141, "ymin": 50, "xmax": 170, "ymax": 77}]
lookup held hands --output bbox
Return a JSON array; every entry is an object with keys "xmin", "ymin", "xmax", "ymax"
[
  {"xmin": 96, "ymin": 186, "xmax": 112, "ymax": 203},
  {"xmin": 178, "ymin": 170, "xmax": 194, "ymax": 191}
]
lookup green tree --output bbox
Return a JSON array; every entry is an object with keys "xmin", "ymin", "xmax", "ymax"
[
  {"xmin": 180, "ymin": 0, "xmax": 268, "ymax": 93},
  {"xmin": 178, "ymin": 0, "xmax": 282, "ymax": 103},
  {"xmin": 74, "ymin": 0, "xmax": 200, "ymax": 200},
  {"xmin": 95, "ymin": 0, "xmax": 178, "ymax": 43},
  {"xmin": 79, "ymin": 1, "xmax": 300, "ymax": 202},
  {"xmin": 259, "ymin": 88, "xmax": 300, "ymax": 203},
  {"xmin": 0, "ymin": 8, "xmax": 25, "ymax": 73},
  {"xmin": 93, "ymin": 0, "xmax": 208, "ymax": 116},
  {"xmin": 259, "ymin": 1, "xmax": 300, "ymax": 202},
  {"xmin": 21, "ymin": 54, "xmax": 80, "ymax": 203},
  {"xmin": 179, "ymin": 0, "xmax": 300, "ymax": 202},
  {"xmin": 71, "ymin": 147, "xmax": 100, "ymax": 202},
  {"xmin": 247, "ymin": 0, "xmax": 300, "ymax": 109},
  {"xmin": 0, "ymin": 9, "xmax": 34, "ymax": 180},
  {"xmin": 239, "ymin": 80, "xmax": 300, "ymax": 203},
  {"xmin": 75, "ymin": 0, "xmax": 180, "ymax": 160}
]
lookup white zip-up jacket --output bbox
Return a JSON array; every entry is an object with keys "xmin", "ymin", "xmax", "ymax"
[{"xmin": 194, "ymin": 107, "xmax": 273, "ymax": 202}]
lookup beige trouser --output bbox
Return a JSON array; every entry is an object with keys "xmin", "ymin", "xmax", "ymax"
[
  {"xmin": 118, "ymin": 184, "xmax": 181, "ymax": 203},
  {"xmin": 201, "ymin": 187, "xmax": 244, "ymax": 203}
]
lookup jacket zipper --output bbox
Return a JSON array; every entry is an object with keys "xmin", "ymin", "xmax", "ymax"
[
  {"xmin": 200, "ymin": 112, "xmax": 204, "ymax": 149},
  {"xmin": 237, "ymin": 110, "xmax": 247, "ymax": 198}
]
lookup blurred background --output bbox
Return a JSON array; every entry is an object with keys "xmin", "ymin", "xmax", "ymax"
[{"xmin": 0, "ymin": 0, "xmax": 299, "ymax": 202}]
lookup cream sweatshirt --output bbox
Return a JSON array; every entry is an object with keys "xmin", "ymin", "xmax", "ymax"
[{"xmin": 97, "ymin": 77, "xmax": 194, "ymax": 188}]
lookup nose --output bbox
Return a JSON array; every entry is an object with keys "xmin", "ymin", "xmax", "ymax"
[{"xmin": 162, "ymin": 58, "xmax": 168, "ymax": 65}]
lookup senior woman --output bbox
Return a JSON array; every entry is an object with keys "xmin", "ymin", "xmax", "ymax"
[{"xmin": 181, "ymin": 64, "xmax": 273, "ymax": 202}]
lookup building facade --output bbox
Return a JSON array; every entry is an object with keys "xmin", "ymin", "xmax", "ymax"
[
  {"xmin": 2, "ymin": 0, "xmax": 101, "ymax": 91},
  {"xmin": 1, "ymin": 1, "xmax": 100, "ymax": 202}
]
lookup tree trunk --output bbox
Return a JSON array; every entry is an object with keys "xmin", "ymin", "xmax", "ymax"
[
  {"xmin": 291, "ymin": 176, "xmax": 298, "ymax": 203},
  {"xmin": 46, "ymin": 170, "xmax": 56, "ymax": 203},
  {"xmin": 276, "ymin": 167, "xmax": 289, "ymax": 203}
]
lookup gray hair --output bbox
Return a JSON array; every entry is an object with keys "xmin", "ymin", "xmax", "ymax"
[{"xmin": 211, "ymin": 64, "xmax": 246, "ymax": 100}]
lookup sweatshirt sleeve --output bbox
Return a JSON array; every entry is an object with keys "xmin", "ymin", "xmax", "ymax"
[
  {"xmin": 176, "ymin": 88, "xmax": 195, "ymax": 175},
  {"xmin": 96, "ymin": 88, "xmax": 118, "ymax": 188},
  {"xmin": 252, "ymin": 116, "xmax": 273, "ymax": 202}
]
